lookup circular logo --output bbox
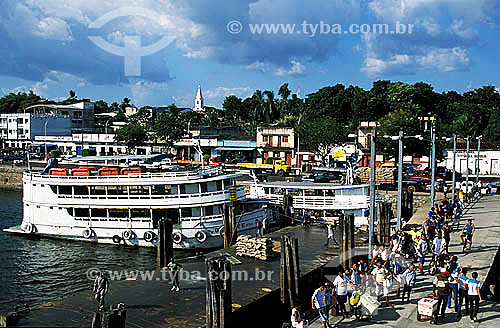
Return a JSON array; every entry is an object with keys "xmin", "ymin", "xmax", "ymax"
[{"xmin": 227, "ymin": 21, "xmax": 243, "ymax": 34}]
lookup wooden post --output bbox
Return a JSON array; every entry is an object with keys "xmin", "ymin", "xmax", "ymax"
[
  {"xmin": 291, "ymin": 237, "xmax": 300, "ymax": 300},
  {"xmin": 348, "ymin": 214, "xmax": 355, "ymax": 268},
  {"xmin": 157, "ymin": 218, "xmax": 173, "ymax": 269},
  {"xmin": 223, "ymin": 204, "xmax": 234, "ymax": 248},
  {"xmin": 338, "ymin": 213, "xmax": 345, "ymax": 266},
  {"xmin": 280, "ymin": 235, "xmax": 289, "ymax": 307},
  {"xmin": 206, "ymin": 258, "xmax": 232, "ymax": 328}
]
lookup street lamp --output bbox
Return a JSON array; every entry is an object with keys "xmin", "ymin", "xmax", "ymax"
[
  {"xmin": 476, "ymin": 135, "xmax": 482, "ymax": 182},
  {"xmin": 368, "ymin": 129, "xmax": 376, "ymax": 261},
  {"xmin": 44, "ymin": 118, "xmax": 49, "ymax": 157}
]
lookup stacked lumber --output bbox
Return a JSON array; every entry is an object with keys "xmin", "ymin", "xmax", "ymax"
[
  {"xmin": 355, "ymin": 167, "xmax": 396, "ymax": 184},
  {"xmin": 235, "ymin": 235, "xmax": 275, "ymax": 260}
]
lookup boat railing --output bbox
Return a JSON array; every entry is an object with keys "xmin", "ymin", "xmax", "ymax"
[
  {"xmin": 260, "ymin": 194, "xmax": 370, "ymax": 208},
  {"xmin": 25, "ymin": 166, "xmax": 224, "ymax": 181}
]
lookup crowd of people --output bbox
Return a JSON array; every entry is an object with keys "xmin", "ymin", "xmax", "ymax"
[{"xmin": 291, "ymin": 195, "xmax": 483, "ymax": 328}]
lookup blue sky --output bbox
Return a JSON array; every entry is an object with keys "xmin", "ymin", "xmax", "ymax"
[{"xmin": 0, "ymin": 0, "xmax": 499, "ymax": 108}]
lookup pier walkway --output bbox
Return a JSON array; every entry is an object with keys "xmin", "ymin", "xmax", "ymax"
[{"xmin": 310, "ymin": 195, "xmax": 500, "ymax": 328}]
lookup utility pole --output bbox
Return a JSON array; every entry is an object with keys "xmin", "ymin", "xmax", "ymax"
[
  {"xmin": 465, "ymin": 136, "xmax": 470, "ymax": 200},
  {"xmin": 368, "ymin": 129, "xmax": 376, "ymax": 260},
  {"xmin": 397, "ymin": 131, "xmax": 403, "ymax": 231},
  {"xmin": 476, "ymin": 136, "xmax": 482, "ymax": 182},
  {"xmin": 451, "ymin": 134, "xmax": 457, "ymax": 208},
  {"xmin": 430, "ymin": 121, "xmax": 436, "ymax": 207}
]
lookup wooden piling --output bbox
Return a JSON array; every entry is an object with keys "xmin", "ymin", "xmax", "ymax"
[
  {"xmin": 206, "ymin": 257, "xmax": 232, "ymax": 328},
  {"xmin": 338, "ymin": 213, "xmax": 345, "ymax": 266},
  {"xmin": 157, "ymin": 218, "xmax": 173, "ymax": 269},
  {"xmin": 280, "ymin": 235, "xmax": 300, "ymax": 310}
]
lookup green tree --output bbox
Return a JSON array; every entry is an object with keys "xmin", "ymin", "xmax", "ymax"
[
  {"xmin": 298, "ymin": 117, "xmax": 349, "ymax": 164},
  {"xmin": 222, "ymin": 95, "xmax": 244, "ymax": 123},
  {"xmin": 0, "ymin": 91, "xmax": 44, "ymax": 113},
  {"xmin": 114, "ymin": 125, "xmax": 148, "ymax": 153},
  {"xmin": 153, "ymin": 109, "xmax": 187, "ymax": 149}
]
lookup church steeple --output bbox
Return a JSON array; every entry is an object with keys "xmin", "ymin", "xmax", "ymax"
[{"xmin": 194, "ymin": 84, "xmax": 204, "ymax": 112}]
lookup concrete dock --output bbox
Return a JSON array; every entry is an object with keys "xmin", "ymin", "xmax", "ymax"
[
  {"xmin": 14, "ymin": 225, "xmax": 349, "ymax": 327},
  {"xmin": 310, "ymin": 195, "xmax": 500, "ymax": 328}
]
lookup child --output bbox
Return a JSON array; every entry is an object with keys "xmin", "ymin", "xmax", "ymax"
[{"xmin": 466, "ymin": 272, "xmax": 481, "ymax": 322}]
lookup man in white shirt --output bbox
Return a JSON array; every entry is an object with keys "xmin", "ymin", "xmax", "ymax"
[
  {"xmin": 333, "ymin": 272, "xmax": 349, "ymax": 318},
  {"xmin": 416, "ymin": 235, "xmax": 428, "ymax": 274},
  {"xmin": 291, "ymin": 303, "xmax": 308, "ymax": 328},
  {"xmin": 466, "ymin": 272, "xmax": 482, "ymax": 322},
  {"xmin": 371, "ymin": 259, "xmax": 392, "ymax": 307},
  {"xmin": 432, "ymin": 232, "xmax": 447, "ymax": 268}
]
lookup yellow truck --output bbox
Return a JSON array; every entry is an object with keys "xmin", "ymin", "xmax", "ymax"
[{"xmin": 237, "ymin": 159, "xmax": 289, "ymax": 176}]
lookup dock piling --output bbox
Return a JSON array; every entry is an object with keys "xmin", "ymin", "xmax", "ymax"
[
  {"xmin": 280, "ymin": 235, "xmax": 300, "ymax": 309},
  {"xmin": 206, "ymin": 257, "xmax": 232, "ymax": 328},
  {"xmin": 157, "ymin": 218, "xmax": 173, "ymax": 269}
]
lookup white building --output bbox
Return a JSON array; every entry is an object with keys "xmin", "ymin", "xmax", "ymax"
[
  {"xmin": 0, "ymin": 102, "xmax": 94, "ymax": 149},
  {"xmin": 444, "ymin": 148, "xmax": 500, "ymax": 175},
  {"xmin": 193, "ymin": 84, "xmax": 204, "ymax": 112},
  {"xmin": 35, "ymin": 133, "xmax": 131, "ymax": 156}
]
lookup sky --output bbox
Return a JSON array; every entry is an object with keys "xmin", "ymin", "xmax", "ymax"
[{"xmin": 0, "ymin": 0, "xmax": 499, "ymax": 109}]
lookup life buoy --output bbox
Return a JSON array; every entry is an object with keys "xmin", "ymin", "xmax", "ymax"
[
  {"xmin": 172, "ymin": 232, "xmax": 183, "ymax": 244},
  {"xmin": 195, "ymin": 231, "xmax": 207, "ymax": 243},
  {"xmin": 83, "ymin": 228, "xmax": 94, "ymax": 239},
  {"xmin": 112, "ymin": 235, "xmax": 121, "ymax": 244},
  {"xmin": 143, "ymin": 231, "xmax": 156, "ymax": 243},
  {"xmin": 218, "ymin": 226, "xmax": 225, "ymax": 238},
  {"xmin": 23, "ymin": 223, "xmax": 35, "ymax": 234},
  {"xmin": 122, "ymin": 230, "xmax": 135, "ymax": 240}
]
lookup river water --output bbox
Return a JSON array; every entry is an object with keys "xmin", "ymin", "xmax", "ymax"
[{"xmin": 0, "ymin": 191, "xmax": 159, "ymax": 314}]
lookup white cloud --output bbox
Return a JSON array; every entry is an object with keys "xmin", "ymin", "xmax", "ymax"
[
  {"xmin": 361, "ymin": 54, "xmax": 412, "ymax": 77},
  {"xmin": 416, "ymin": 47, "xmax": 470, "ymax": 72},
  {"xmin": 131, "ymin": 81, "xmax": 168, "ymax": 106},
  {"xmin": 203, "ymin": 86, "xmax": 251, "ymax": 100},
  {"xmin": 274, "ymin": 61, "xmax": 306, "ymax": 76}
]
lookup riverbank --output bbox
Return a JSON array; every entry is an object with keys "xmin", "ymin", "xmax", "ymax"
[{"xmin": 0, "ymin": 166, "xmax": 24, "ymax": 191}]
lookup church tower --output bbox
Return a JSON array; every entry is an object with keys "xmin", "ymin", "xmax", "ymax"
[{"xmin": 194, "ymin": 84, "xmax": 204, "ymax": 112}]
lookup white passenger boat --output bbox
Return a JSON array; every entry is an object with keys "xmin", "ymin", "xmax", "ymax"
[
  {"xmin": 246, "ymin": 181, "xmax": 370, "ymax": 226},
  {"xmin": 4, "ymin": 164, "xmax": 272, "ymax": 249}
]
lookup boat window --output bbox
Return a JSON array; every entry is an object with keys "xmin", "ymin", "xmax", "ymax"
[
  {"xmin": 205, "ymin": 205, "xmax": 214, "ymax": 216},
  {"xmin": 109, "ymin": 209, "xmax": 129, "ymax": 218},
  {"xmin": 91, "ymin": 208, "xmax": 107, "ymax": 217},
  {"xmin": 107, "ymin": 186, "xmax": 128, "ymax": 195},
  {"xmin": 192, "ymin": 207, "xmax": 201, "ymax": 217},
  {"xmin": 244, "ymin": 203, "xmax": 261, "ymax": 212},
  {"xmin": 50, "ymin": 185, "xmax": 57, "ymax": 194},
  {"xmin": 223, "ymin": 178, "xmax": 231, "ymax": 189},
  {"xmin": 325, "ymin": 190, "xmax": 335, "ymax": 197},
  {"xmin": 58, "ymin": 186, "xmax": 72, "ymax": 195},
  {"xmin": 90, "ymin": 186, "xmax": 106, "ymax": 195},
  {"xmin": 180, "ymin": 183, "xmax": 199, "ymax": 194},
  {"xmin": 66, "ymin": 208, "xmax": 73, "ymax": 216},
  {"xmin": 74, "ymin": 208, "xmax": 90, "ymax": 217},
  {"xmin": 216, "ymin": 180, "xmax": 222, "ymax": 191},
  {"xmin": 131, "ymin": 208, "xmax": 150, "ymax": 218},
  {"xmin": 74, "ymin": 186, "xmax": 89, "ymax": 196},
  {"xmin": 129, "ymin": 186, "xmax": 150, "ymax": 195},
  {"xmin": 152, "ymin": 185, "xmax": 173, "ymax": 195},
  {"xmin": 200, "ymin": 182, "xmax": 208, "ymax": 193},
  {"xmin": 180, "ymin": 207, "xmax": 191, "ymax": 217}
]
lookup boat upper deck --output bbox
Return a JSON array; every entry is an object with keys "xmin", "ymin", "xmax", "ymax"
[
  {"xmin": 243, "ymin": 180, "xmax": 370, "ymax": 190},
  {"xmin": 23, "ymin": 166, "xmax": 238, "ymax": 185}
]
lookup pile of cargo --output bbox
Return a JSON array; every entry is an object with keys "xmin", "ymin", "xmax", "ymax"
[
  {"xmin": 355, "ymin": 167, "xmax": 397, "ymax": 184},
  {"xmin": 235, "ymin": 235, "xmax": 275, "ymax": 260}
]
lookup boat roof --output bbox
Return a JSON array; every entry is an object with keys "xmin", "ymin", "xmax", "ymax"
[
  {"xmin": 69, "ymin": 154, "xmax": 158, "ymax": 162},
  {"xmin": 245, "ymin": 181, "xmax": 369, "ymax": 190}
]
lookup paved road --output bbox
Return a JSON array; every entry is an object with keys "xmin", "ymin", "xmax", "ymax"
[{"xmin": 309, "ymin": 195, "xmax": 500, "ymax": 328}]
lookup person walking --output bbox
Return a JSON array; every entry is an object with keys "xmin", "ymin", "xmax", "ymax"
[
  {"xmin": 93, "ymin": 271, "xmax": 110, "ymax": 308},
  {"xmin": 447, "ymin": 256, "xmax": 460, "ymax": 312},
  {"xmin": 433, "ymin": 268, "xmax": 451, "ymax": 323},
  {"xmin": 432, "ymin": 232, "xmax": 447, "ymax": 268},
  {"xmin": 325, "ymin": 223, "xmax": 336, "ymax": 246},
  {"xmin": 357, "ymin": 258, "xmax": 368, "ymax": 292},
  {"xmin": 371, "ymin": 259, "xmax": 392, "ymax": 308},
  {"xmin": 255, "ymin": 219, "xmax": 263, "ymax": 237},
  {"xmin": 457, "ymin": 267, "xmax": 469, "ymax": 317},
  {"xmin": 416, "ymin": 235, "xmax": 428, "ymax": 274},
  {"xmin": 168, "ymin": 259, "xmax": 182, "ymax": 292},
  {"xmin": 333, "ymin": 271, "xmax": 349, "ymax": 318},
  {"xmin": 291, "ymin": 303, "xmax": 309, "ymax": 328},
  {"xmin": 401, "ymin": 264, "xmax": 416, "ymax": 303},
  {"xmin": 467, "ymin": 272, "xmax": 482, "ymax": 322},
  {"xmin": 442, "ymin": 222, "xmax": 451, "ymax": 253},
  {"xmin": 311, "ymin": 285, "xmax": 328, "ymax": 327},
  {"xmin": 460, "ymin": 219, "xmax": 475, "ymax": 251}
]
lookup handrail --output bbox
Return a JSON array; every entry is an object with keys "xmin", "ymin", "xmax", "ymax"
[{"xmin": 24, "ymin": 166, "xmax": 230, "ymax": 181}]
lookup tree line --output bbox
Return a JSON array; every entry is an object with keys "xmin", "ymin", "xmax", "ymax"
[{"xmin": 1, "ymin": 82, "xmax": 499, "ymax": 159}]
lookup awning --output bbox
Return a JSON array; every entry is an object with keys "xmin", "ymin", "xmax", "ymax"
[{"xmin": 215, "ymin": 147, "xmax": 256, "ymax": 151}]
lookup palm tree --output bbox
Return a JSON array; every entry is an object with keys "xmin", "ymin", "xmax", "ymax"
[{"xmin": 263, "ymin": 90, "xmax": 276, "ymax": 124}]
